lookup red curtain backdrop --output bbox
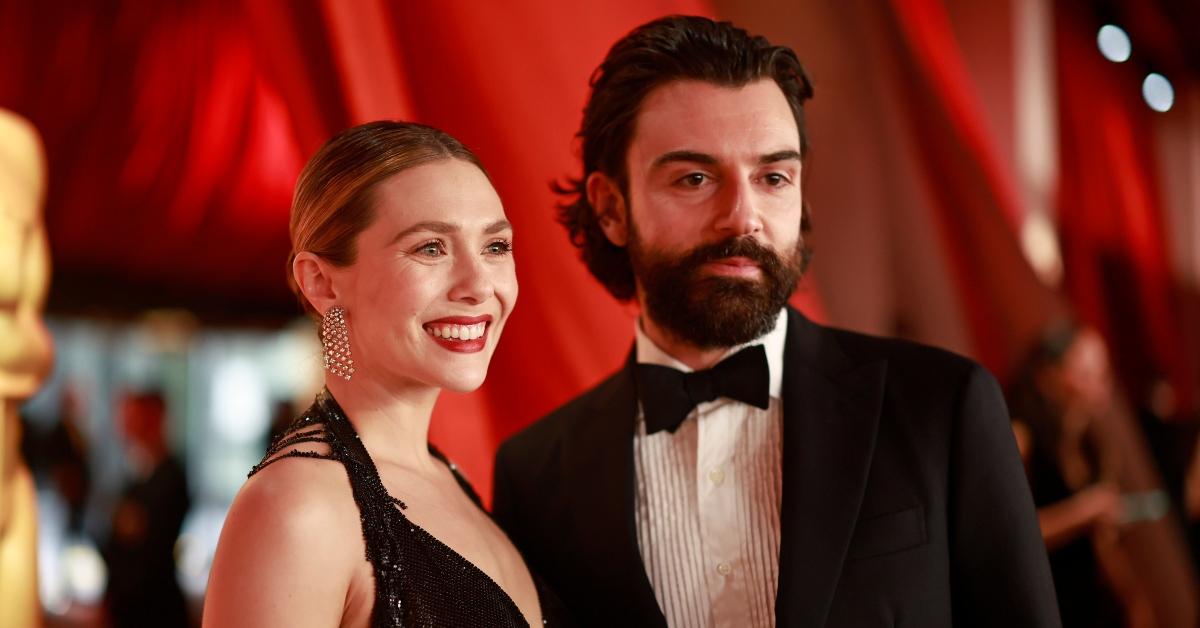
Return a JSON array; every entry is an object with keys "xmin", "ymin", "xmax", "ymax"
[
  {"xmin": 0, "ymin": 0, "xmax": 716, "ymax": 499},
  {"xmin": 878, "ymin": 0, "xmax": 1065, "ymax": 381},
  {"xmin": 1054, "ymin": 0, "xmax": 1197, "ymax": 413},
  {"xmin": 0, "ymin": 2, "xmax": 305, "ymax": 313}
]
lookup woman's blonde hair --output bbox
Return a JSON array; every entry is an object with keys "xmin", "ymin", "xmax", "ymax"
[{"xmin": 288, "ymin": 121, "xmax": 485, "ymax": 313}]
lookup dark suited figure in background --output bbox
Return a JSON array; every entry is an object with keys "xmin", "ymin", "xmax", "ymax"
[
  {"xmin": 493, "ymin": 15, "xmax": 1060, "ymax": 628},
  {"xmin": 47, "ymin": 387, "xmax": 92, "ymax": 535},
  {"xmin": 103, "ymin": 391, "xmax": 190, "ymax": 627}
]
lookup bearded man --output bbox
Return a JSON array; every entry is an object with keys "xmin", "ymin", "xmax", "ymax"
[{"xmin": 493, "ymin": 15, "xmax": 1059, "ymax": 628}]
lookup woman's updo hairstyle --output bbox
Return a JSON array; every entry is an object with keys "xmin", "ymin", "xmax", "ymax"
[{"xmin": 288, "ymin": 120, "xmax": 486, "ymax": 313}]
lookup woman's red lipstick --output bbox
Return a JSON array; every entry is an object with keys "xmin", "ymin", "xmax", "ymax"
[{"xmin": 422, "ymin": 315, "xmax": 492, "ymax": 353}]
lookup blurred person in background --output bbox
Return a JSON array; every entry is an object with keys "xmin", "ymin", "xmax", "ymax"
[
  {"xmin": 263, "ymin": 398, "xmax": 297, "ymax": 455},
  {"xmin": 43, "ymin": 386, "xmax": 92, "ymax": 536},
  {"xmin": 204, "ymin": 121, "xmax": 570, "ymax": 627},
  {"xmin": 1186, "ymin": 428, "xmax": 1200, "ymax": 570},
  {"xmin": 1009, "ymin": 324, "xmax": 1155, "ymax": 628},
  {"xmin": 1127, "ymin": 374, "xmax": 1200, "ymax": 575},
  {"xmin": 0, "ymin": 107, "xmax": 54, "ymax": 628},
  {"xmin": 102, "ymin": 390, "xmax": 191, "ymax": 628}
]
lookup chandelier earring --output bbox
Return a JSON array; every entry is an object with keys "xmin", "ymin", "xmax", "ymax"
[{"xmin": 321, "ymin": 306, "xmax": 355, "ymax": 381}]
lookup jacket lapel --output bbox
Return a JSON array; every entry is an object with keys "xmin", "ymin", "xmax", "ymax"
[
  {"xmin": 776, "ymin": 309, "xmax": 887, "ymax": 627},
  {"xmin": 559, "ymin": 352, "xmax": 666, "ymax": 626}
]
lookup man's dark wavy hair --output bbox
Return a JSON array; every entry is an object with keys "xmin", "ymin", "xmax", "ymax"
[{"xmin": 554, "ymin": 15, "xmax": 815, "ymax": 300}]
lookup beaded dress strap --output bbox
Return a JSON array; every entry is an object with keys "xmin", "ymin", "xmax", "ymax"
[{"xmin": 248, "ymin": 412, "xmax": 340, "ymax": 477}]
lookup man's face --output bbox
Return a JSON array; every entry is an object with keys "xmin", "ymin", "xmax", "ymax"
[{"xmin": 611, "ymin": 79, "xmax": 807, "ymax": 348}]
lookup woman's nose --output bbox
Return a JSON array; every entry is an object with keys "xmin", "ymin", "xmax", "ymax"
[{"xmin": 447, "ymin": 254, "xmax": 493, "ymax": 305}]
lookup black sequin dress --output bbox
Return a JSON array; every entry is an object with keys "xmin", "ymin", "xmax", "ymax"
[{"xmin": 250, "ymin": 390, "xmax": 570, "ymax": 627}]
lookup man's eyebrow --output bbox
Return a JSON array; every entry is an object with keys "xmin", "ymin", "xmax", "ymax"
[
  {"xmin": 650, "ymin": 149, "xmax": 803, "ymax": 169},
  {"xmin": 759, "ymin": 150, "xmax": 803, "ymax": 164},
  {"xmin": 651, "ymin": 150, "xmax": 719, "ymax": 169}
]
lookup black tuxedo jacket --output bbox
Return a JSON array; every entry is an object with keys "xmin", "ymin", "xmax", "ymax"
[{"xmin": 494, "ymin": 308, "xmax": 1060, "ymax": 627}]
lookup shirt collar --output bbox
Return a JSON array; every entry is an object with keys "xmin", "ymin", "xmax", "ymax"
[{"xmin": 634, "ymin": 308, "xmax": 787, "ymax": 400}]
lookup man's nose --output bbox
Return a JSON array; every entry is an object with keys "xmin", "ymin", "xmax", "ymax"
[{"xmin": 712, "ymin": 178, "xmax": 764, "ymax": 237}]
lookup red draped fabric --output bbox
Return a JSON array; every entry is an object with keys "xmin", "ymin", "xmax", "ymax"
[
  {"xmin": 1054, "ymin": 0, "xmax": 1196, "ymax": 412},
  {"xmin": 878, "ymin": 0, "xmax": 1064, "ymax": 380},
  {"xmin": 0, "ymin": 1, "xmax": 723, "ymax": 498},
  {"xmin": 0, "ymin": 1, "xmax": 304, "ymax": 313}
]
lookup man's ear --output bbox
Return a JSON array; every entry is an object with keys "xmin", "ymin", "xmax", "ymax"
[
  {"xmin": 586, "ymin": 171, "xmax": 629, "ymax": 247},
  {"xmin": 293, "ymin": 252, "xmax": 341, "ymax": 315}
]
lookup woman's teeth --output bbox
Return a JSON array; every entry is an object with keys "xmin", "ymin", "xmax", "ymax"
[{"xmin": 425, "ymin": 322, "xmax": 486, "ymax": 340}]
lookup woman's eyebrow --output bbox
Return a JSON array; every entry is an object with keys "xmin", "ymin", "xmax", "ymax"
[
  {"xmin": 484, "ymin": 220, "xmax": 513, "ymax": 235},
  {"xmin": 391, "ymin": 221, "xmax": 457, "ymax": 244},
  {"xmin": 391, "ymin": 219, "xmax": 512, "ymax": 243}
]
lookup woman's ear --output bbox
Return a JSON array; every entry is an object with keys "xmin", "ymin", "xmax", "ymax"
[
  {"xmin": 293, "ymin": 252, "xmax": 341, "ymax": 315},
  {"xmin": 586, "ymin": 171, "xmax": 629, "ymax": 247}
]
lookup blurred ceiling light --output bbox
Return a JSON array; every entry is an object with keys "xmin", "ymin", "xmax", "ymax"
[
  {"xmin": 1142, "ymin": 73, "xmax": 1175, "ymax": 112},
  {"xmin": 1097, "ymin": 24, "xmax": 1132, "ymax": 62}
]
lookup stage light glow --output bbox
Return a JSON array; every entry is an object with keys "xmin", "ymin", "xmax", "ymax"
[
  {"xmin": 63, "ymin": 541, "xmax": 106, "ymax": 604},
  {"xmin": 1142, "ymin": 73, "xmax": 1175, "ymax": 112},
  {"xmin": 211, "ymin": 356, "xmax": 270, "ymax": 444},
  {"xmin": 1097, "ymin": 25, "xmax": 1132, "ymax": 62}
]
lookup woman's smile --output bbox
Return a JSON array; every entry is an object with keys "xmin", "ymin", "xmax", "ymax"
[{"xmin": 422, "ymin": 314, "xmax": 493, "ymax": 353}]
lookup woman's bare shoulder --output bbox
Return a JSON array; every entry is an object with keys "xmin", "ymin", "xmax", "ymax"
[
  {"xmin": 203, "ymin": 452, "xmax": 362, "ymax": 627},
  {"xmin": 245, "ymin": 449, "xmax": 356, "ymax": 527}
]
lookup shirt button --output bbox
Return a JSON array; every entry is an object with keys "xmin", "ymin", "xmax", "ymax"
[
  {"xmin": 716, "ymin": 562, "xmax": 732, "ymax": 576},
  {"xmin": 708, "ymin": 468, "xmax": 726, "ymax": 486}
]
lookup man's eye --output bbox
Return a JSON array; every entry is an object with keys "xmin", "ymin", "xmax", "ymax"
[
  {"xmin": 763, "ymin": 173, "xmax": 790, "ymax": 186},
  {"xmin": 678, "ymin": 173, "xmax": 708, "ymax": 187}
]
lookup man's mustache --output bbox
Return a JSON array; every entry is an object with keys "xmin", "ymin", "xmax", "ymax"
[{"xmin": 683, "ymin": 237, "xmax": 784, "ymax": 269}]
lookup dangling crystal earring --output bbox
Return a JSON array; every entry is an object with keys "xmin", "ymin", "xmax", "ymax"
[{"xmin": 321, "ymin": 306, "xmax": 355, "ymax": 381}]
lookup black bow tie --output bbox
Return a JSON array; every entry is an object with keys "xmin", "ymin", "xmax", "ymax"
[{"xmin": 634, "ymin": 344, "xmax": 770, "ymax": 435}]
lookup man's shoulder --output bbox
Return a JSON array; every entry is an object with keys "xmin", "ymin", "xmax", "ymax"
[
  {"xmin": 823, "ymin": 325, "xmax": 978, "ymax": 373},
  {"xmin": 498, "ymin": 364, "xmax": 631, "ymax": 460},
  {"xmin": 811, "ymin": 319, "xmax": 1008, "ymax": 413},
  {"xmin": 801, "ymin": 316, "xmax": 987, "ymax": 396}
]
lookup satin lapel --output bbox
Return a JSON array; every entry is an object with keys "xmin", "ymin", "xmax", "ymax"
[
  {"xmin": 560, "ymin": 352, "xmax": 666, "ymax": 626},
  {"xmin": 775, "ymin": 309, "xmax": 887, "ymax": 627}
]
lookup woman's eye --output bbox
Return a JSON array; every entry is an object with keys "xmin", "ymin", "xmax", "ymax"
[
  {"xmin": 485, "ymin": 239, "xmax": 513, "ymax": 256},
  {"xmin": 416, "ymin": 241, "xmax": 445, "ymax": 257}
]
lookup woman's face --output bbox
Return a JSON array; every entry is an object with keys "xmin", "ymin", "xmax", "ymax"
[{"xmin": 333, "ymin": 158, "xmax": 516, "ymax": 393}]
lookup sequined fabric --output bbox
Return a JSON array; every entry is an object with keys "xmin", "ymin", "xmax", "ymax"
[{"xmin": 251, "ymin": 390, "xmax": 566, "ymax": 627}]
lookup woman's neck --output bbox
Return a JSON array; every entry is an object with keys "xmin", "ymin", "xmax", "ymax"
[{"xmin": 324, "ymin": 374, "xmax": 441, "ymax": 473}]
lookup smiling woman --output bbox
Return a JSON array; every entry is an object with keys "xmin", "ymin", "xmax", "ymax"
[{"xmin": 202, "ymin": 121, "xmax": 569, "ymax": 628}]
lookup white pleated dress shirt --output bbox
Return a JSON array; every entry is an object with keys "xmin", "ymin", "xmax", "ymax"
[{"xmin": 633, "ymin": 309, "xmax": 786, "ymax": 628}]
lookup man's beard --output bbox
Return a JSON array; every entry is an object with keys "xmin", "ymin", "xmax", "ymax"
[{"xmin": 629, "ymin": 226, "xmax": 809, "ymax": 349}]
